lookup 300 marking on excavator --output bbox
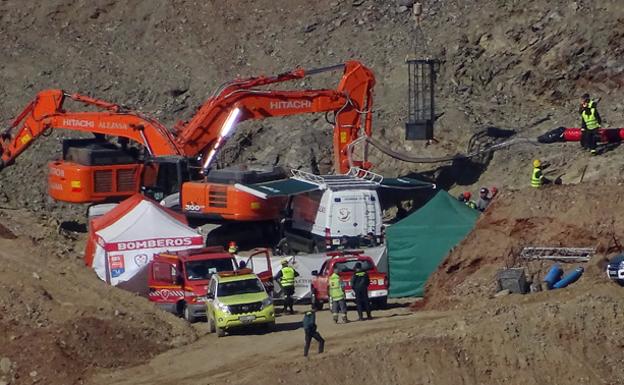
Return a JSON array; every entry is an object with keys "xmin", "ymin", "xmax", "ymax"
[{"xmin": 185, "ymin": 203, "xmax": 203, "ymax": 212}]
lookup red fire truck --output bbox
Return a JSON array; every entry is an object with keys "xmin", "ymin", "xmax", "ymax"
[{"xmin": 310, "ymin": 250, "xmax": 388, "ymax": 309}]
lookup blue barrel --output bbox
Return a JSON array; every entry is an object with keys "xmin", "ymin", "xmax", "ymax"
[
  {"xmin": 553, "ymin": 267, "xmax": 584, "ymax": 289},
  {"xmin": 543, "ymin": 263, "xmax": 564, "ymax": 290}
]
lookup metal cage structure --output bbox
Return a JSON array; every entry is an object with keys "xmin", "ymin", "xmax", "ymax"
[{"xmin": 406, "ymin": 59, "xmax": 437, "ymax": 140}]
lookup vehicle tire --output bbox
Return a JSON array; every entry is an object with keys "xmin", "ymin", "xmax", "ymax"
[
  {"xmin": 216, "ymin": 325, "xmax": 226, "ymax": 338},
  {"xmin": 183, "ymin": 304, "xmax": 197, "ymax": 323},
  {"xmin": 373, "ymin": 297, "xmax": 388, "ymax": 310},
  {"xmin": 208, "ymin": 315, "xmax": 216, "ymax": 334},
  {"xmin": 311, "ymin": 291, "xmax": 324, "ymax": 311},
  {"xmin": 264, "ymin": 321, "xmax": 276, "ymax": 333},
  {"xmin": 275, "ymin": 237, "xmax": 292, "ymax": 256}
]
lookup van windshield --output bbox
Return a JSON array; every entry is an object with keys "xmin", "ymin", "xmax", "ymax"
[
  {"xmin": 218, "ymin": 278, "xmax": 265, "ymax": 296},
  {"xmin": 334, "ymin": 259, "xmax": 374, "ymax": 273},
  {"xmin": 185, "ymin": 258, "xmax": 235, "ymax": 281}
]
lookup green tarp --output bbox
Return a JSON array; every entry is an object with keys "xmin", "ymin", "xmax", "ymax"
[
  {"xmin": 379, "ymin": 177, "xmax": 435, "ymax": 190},
  {"xmin": 386, "ymin": 190, "xmax": 479, "ymax": 297}
]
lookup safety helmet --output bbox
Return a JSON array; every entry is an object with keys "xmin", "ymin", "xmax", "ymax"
[
  {"xmin": 463, "ymin": 191, "xmax": 471, "ymax": 199},
  {"xmin": 533, "ymin": 159, "xmax": 541, "ymax": 168},
  {"xmin": 480, "ymin": 187, "xmax": 489, "ymax": 195},
  {"xmin": 228, "ymin": 241, "xmax": 238, "ymax": 254},
  {"xmin": 280, "ymin": 258, "xmax": 289, "ymax": 266}
]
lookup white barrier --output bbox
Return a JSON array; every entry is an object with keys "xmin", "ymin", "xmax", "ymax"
[{"xmin": 237, "ymin": 246, "xmax": 387, "ymax": 300}]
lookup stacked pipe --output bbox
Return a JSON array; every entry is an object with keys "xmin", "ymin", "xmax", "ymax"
[{"xmin": 542, "ymin": 263, "xmax": 584, "ymax": 290}]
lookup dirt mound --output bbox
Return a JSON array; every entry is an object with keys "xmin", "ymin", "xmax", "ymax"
[
  {"xmin": 424, "ymin": 183, "xmax": 624, "ymax": 311},
  {"xmin": 232, "ymin": 282, "xmax": 624, "ymax": 385},
  {"xmin": 2, "ymin": 317, "xmax": 162, "ymax": 384},
  {"xmin": 0, "ymin": 211, "xmax": 197, "ymax": 385},
  {"xmin": 0, "ymin": 223, "xmax": 16, "ymax": 239}
]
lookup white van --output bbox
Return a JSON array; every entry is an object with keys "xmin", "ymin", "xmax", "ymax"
[
  {"xmin": 235, "ymin": 167, "xmax": 435, "ymax": 255},
  {"xmin": 278, "ymin": 172, "xmax": 383, "ymax": 254}
]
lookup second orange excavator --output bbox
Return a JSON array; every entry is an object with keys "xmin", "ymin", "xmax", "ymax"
[{"xmin": 0, "ymin": 61, "xmax": 375, "ymax": 222}]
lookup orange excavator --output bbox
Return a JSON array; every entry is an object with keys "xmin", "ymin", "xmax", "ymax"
[{"xmin": 0, "ymin": 61, "xmax": 375, "ymax": 222}]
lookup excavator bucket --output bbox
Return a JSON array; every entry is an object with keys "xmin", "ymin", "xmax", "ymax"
[{"xmin": 405, "ymin": 59, "xmax": 437, "ymax": 140}]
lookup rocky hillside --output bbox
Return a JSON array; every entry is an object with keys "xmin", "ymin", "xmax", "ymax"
[{"xmin": 1, "ymin": 0, "xmax": 623, "ymax": 215}]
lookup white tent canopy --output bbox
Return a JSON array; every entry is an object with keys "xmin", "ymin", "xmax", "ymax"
[{"xmin": 87, "ymin": 196, "xmax": 203, "ymax": 293}]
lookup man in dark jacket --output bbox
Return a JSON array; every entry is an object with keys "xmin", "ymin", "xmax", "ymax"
[
  {"xmin": 302, "ymin": 303, "xmax": 324, "ymax": 357},
  {"xmin": 350, "ymin": 262, "xmax": 372, "ymax": 321}
]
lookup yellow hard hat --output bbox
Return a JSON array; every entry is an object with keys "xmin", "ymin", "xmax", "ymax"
[
  {"xmin": 533, "ymin": 159, "xmax": 541, "ymax": 168},
  {"xmin": 280, "ymin": 258, "xmax": 289, "ymax": 266}
]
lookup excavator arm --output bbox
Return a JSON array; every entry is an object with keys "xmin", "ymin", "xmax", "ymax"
[
  {"xmin": 174, "ymin": 61, "xmax": 375, "ymax": 173},
  {"xmin": 0, "ymin": 61, "xmax": 376, "ymax": 220},
  {"xmin": 0, "ymin": 89, "xmax": 182, "ymax": 170},
  {"xmin": 1, "ymin": 61, "xmax": 375, "ymax": 174}
]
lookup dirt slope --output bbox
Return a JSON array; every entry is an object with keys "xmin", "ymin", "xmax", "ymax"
[
  {"xmin": 253, "ymin": 285, "xmax": 624, "ymax": 385},
  {"xmin": 424, "ymin": 183, "xmax": 624, "ymax": 311},
  {"xmin": 0, "ymin": 209, "xmax": 197, "ymax": 385},
  {"xmin": 87, "ymin": 286, "xmax": 624, "ymax": 385}
]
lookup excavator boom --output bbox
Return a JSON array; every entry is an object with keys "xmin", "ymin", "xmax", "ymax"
[
  {"xmin": 0, "ymin": 89, "xmax": 181, "ymax": 170},
  {"xmin": 0, "ymin": 61, "xmax": 377, "ymax": 222},
  {"xmin": 175, "ymin": 60, "xmax": 375, "ymax": 173}
]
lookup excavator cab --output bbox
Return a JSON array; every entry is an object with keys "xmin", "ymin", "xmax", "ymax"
[{"xmin": 141, "ymin": 156, "xmax": 197, "ymax": 207}]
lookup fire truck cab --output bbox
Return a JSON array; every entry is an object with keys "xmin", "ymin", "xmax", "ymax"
[{"xmin": 147, "ymin": 246, "xmax": 237, "ymax": 322}]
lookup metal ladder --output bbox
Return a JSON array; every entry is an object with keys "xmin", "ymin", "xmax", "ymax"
[
  {"xmin": 519, "ymin": 247, "xmax": 595, "ymax": 262},
  {"xmin": 364, "ymin": 194, "xmax": 378, "ymax": 234}
]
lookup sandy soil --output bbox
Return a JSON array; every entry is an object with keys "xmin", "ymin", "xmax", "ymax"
[
  {"xmin": 2, "ymin": 2, "xmax": 624, "ymax": 384},
  {"xmin": 90, "ymin": 302, "xmax": 416, "ymax": 385},
  {"xmin": 0, "ymin": 209, "xmax": 197, "ymax": 385}
]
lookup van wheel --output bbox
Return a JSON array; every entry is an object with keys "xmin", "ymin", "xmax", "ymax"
[
  {"xmin": 275, "ymin": 238, "xmax": 292, "ymax": 256},
  {"xmin": 183, "ymin": 305, "xmax": 197, "ymax": 323},
  {"xmin": 216, "ymin": 325, "xmax": 226, "ymax": 338}
]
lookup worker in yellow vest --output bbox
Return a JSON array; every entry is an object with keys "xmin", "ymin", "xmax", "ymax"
[
  {"xmin": 531, "ymin": 159, "xmax": 552, "ymax": 188},
  {"xmin": 579, "ymin": 93, "xmax": 602, "ymax": 155},
  {"xmin": 329, "ymin": 267, "xmax": 348, "ymax": 324},
  {"xmin": 274, "ymin": 258, "xmax": 299, "ymax": 314}
]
